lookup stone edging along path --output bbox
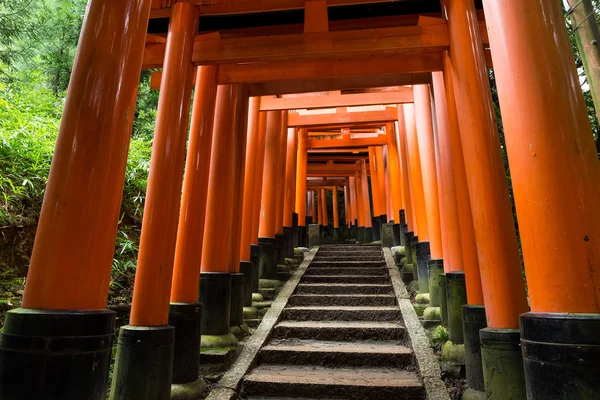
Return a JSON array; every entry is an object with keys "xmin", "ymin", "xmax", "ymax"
[{"xmin": 205, "ymin": 246, "xmax": 449, "ymax": 400}]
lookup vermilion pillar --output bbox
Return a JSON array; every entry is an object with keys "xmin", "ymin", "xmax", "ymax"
[
  {"xmin": 368, "ymin": 147, "xmax": 384, "ymax": 218},
  {"xmin": 359, "ymin": 160, "xmax": 373, "ymax": 242},
  {"xmin": 171, "ymin": 66, "xmax": 218, "ymax": 304},
  {"xmin": 386, "ymin": 123, "xmax": 403, "ymax": 223},
  {"xmin": 284, "ymin": 128, "xmax": 299, "ymax": 228},
  {"xmin": 375, "ymin": 146, "xmax": 388, "ymax": 218},
  {"xmin": 343, "ymin": 186, "xmax": 350, "ymax": 228},
  {"xmin": 310, "ymin": 191, "xmax": 317, "ymax": 223},
  {"xmin": 332, "ymin": 186, "xmax": 340, "ymax": 237},
  {"xmin": 445, "ymin": 0, "xmax": 529, "ymax": 395},
  {"xmin": 115, "ymin": 2, "xmax": 198, "ymax": 398},
  {"xmin": 403, "ymin": 104, "xmax": 428, "ymax": 241},
  {"xmin": 483, "ymin": 1, "xmax": 600, "ymax": 396},
  {"xmin": 349, "ymin": 176, "xmax": 358, "ymax": 225},
  {"xmin": 295, "ymin": 129, "xmax": 308, "ymax": 225},
  {"xmin": 250, "ymin": 112, "xmax": 268, "ymax": 246},
  {"xmin": 275, "ymin": 112, "xmax": 289, "ymax": 238},
  {"xmin": 414, "ymin": 85, "xmax": 443, "ymax": 260},
  {"xmin": 1, "ymin": 1, "xmax": 152, "ymax": 398},
  {"xmin": 396, "ymin": 111, "xmax": 414, "ymax": 233},
  {"xmin": 321, "ymin": 188, "xmax": 329, "ymax": 227}
]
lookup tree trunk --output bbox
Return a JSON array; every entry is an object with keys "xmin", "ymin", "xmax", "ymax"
[{"xmin": 566, "ymin": 0, "xmax": 600, "ymax": 151}]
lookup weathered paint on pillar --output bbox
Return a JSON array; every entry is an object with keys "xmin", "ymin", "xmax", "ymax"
[
  {"xmin": 483, "ymin": 0, "xmax": 600, "ymax": 313},
  {"xmin": 295, "ymin": 129, "xmax": 308, "ymax": 226},
  {"xmin": 414, "ymin": 85, "xmax": 443, "ymax": 259},
  {"xmin": 382, "ymin": 146, "xmax": 394, "ymax": 221},
  {"xmin": 129, "ymin": 2, "xmax": 198, "ymax": 326},
  {"xmin": 403, "ymin": 104, "xmax": 428, "ymax": 241},
  {"xmin": 250, "ymin": 113, "xmax": 268, "ymax": 245},
  {"xmin": 275, "ymin": 111, "xmax": 289, "ymax": 235},
  {"xmin": 284, "ymin": 128, "xmax": 299, "ymax": 227},
  {"xmin": 21, "ymin": 0, "xmax": 152, "ymax": 310},
  {"xmin": 444, "ymin": 0, "xmax": 528, "ymax": 328},
  {"xmin": 171, "ymin": 66, "xmax": 218, "ymax": 303},
  {"xmin": 368, "ymin": 147, "xmax": 384, "ymax": 217},
  {"xmin": 240, "ymin": 97, "xmax": 262, "ymax": 261},
  {"xmin": 396, "ymin": 111, "xmax": 415, "ymax": 233},
  {"xmin": 443, "ymin": 53, "xmax": 484, "ymax": 305},
  {"xmin": 375, "ymin": 146, "xmax": 388, "ymax": 218},
  {"xmin": 431, "ymin": 72, "xmax": 463, "ymax": 274},
  {"xmin": 386, "ymin": 123, "xmax": 403, "ymax": 222},
  {"xmin": 332, "ymin": 186, "xmax": 340, "ymax": 229},
  {"xmin": 259, "ymin": 111, "xmax": 283, "ymax": 239},
  {"xmin": 359, "ymin": 161, "xmax": 373, "ymax": 228}
]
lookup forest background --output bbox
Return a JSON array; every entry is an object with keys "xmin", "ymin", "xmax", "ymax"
[{"xmin": 1, "ymin": 0, "xmax": 599, "ymax": 325}]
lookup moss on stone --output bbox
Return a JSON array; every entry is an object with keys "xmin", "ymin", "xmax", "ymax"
[
  {"xmin": 200, "ymin": 333, "xmax": 238, "ymax": 351},
  {"xmin": 415, "ymin": 293, "xmax": 430, "ymax": 305},
  {"xmin": 442, "ymin": 340, "xmax": 465, "ymax": 364},
  {"xmin": 424, "ymin": 306, "xmax": 441, "ymax": 321}
]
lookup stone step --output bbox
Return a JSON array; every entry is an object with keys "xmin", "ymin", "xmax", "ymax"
[
  {"xmin": 302, "ymin": 275, "xmax": 389, "ymax": 284},
  {"xmin": 317, "ymin": 250, "xmax": 382, "ymax": 256},
  {"xmin": 306, "ymin": 267, "xmax": 389, "ymax": 276},
  {"xmin": 289, "ymin": 294, "xmax": 397, "ymax": 307},
  {"xmin": 282, "ymin": 306, "xmax": 401, "ymax": 321},
  {"xmin": 313, "ymin": 255, "xmax": 384, "ymax": 262},
  {"xmin": 259, "ymin": 340, "xmax": 413, "ymax": 367},
  {"xmin": 273, "ymin": 320, "xmax": 406, "ymax": 341},
  {"xmin": 242, "ymin": 364, "xmax": 425, "ymax": 400},
  {"xmin": 309, "ymin": 260, "xmax": 386, "ymax": 268},
  {"xmin": 295, "ymin": 283, "xmax": 394, "ymax": 295}
]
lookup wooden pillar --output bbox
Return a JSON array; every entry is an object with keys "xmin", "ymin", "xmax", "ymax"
[
  {"xmin": 240, "ymin": 98, "xmax": 262, "ymax": 262},
  {"xmin": 375, "ymin": 147, "xmax": 387, "ymax": 218},
  {"xmin": 368, "ymin": 147, "xmax": 384, "ymax": 218},
  {"xmin": 130, "ymin": 3, "xmax": 198, "ymax": 327},
  {"xmin": 250, "ymin": 112, "xmax": 268, "ymax": 246},
  {"xmin": 403, "ymin": 104, "xmax": 428, "ymax": 241},
  {"xmin": 3, "ymin": 1, "xmax": 151, "ymax": 398},
  {"xmin": 382, "ymin": 146, "xmax": 394, "ymax": 221},
  {"xmin": 396, "ymin": 111, "xmax": 415, "ymax": 232},
  {"xmin": 275, "ymin": 112, "xmax": 289, "ymax": 235},
  {"xmin": 259, "ymin": 111, "xmax": 283, "ymax": 239},
  {"xmin": 310, "ymin": 191, "xmax": 317, "ymax": 223},
  {"xmin": 359, "ymin": 161, "xmax": 373, "ymax": 228},
  {"xmin": 445, "ymin": 0, "xmax": 528, "ymax": 329},
  {"xmin": 284, "ymin": 127, "xmax": 299, "ymax": 228},
  {"xmin": 414, "ymin": 85, "xmax": 443, "ymax": 259},
  {"xmin": 343, "ymin": 186, "xmax": 350, "ymax": 228},
  {"xmin": 321, "ymin": 188, "xmax": 329, "ymax": 227},
  {"xmin": 171, "ymin": 66, "xmax": 218, "ymax": 303},
  {"xmin": 295, "ymin": 129, "xmax": 308, "ymax": 226},
  {"xmin": 354, "ymin": 172, "xmax": 364, "ymax": 226},
  {"xmin": 317, "ymin": 191, "xmax": 324, "ymax": 226},
  {"xmin": 482, "ymin": 0, "xmax": 600, "ymax": 314},
  {"xmin": 386, "ymin": 123, "xmax": 403, "ymax": 222},
  {"xmin": 349, "ymin": 177, "xmax": 358, "ymax": 225},
  {"xmin": 332, "ymin": 186, "xmax": 340, "ymax": 229}
]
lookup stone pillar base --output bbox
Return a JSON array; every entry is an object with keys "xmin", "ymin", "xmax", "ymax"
[{"xmin": 480, "ymin": 328, "xmax": 526, "ymax": 399}]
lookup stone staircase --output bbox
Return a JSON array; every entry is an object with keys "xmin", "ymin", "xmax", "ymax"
[{"xmin": 240, "ymin": 245, "xmax": 426, "ymax": 400}]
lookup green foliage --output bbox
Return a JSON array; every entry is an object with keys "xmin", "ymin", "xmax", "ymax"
[{"xmin": 427, "ymin": 325, "xmax": 450, "ymax": 353}]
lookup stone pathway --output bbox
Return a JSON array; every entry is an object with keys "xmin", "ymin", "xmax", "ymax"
[{"xmin": 240, "ymin": 245, "xmax": 426, "ymax": 400}]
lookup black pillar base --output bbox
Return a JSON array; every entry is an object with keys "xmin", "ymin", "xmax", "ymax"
[
  {"xmin": 446, "ymin": 271, "xmax": 467, "ymax": 343},
  {"xmin": 357, "ymin": 226, "xmax": 366, "ymax": 242},
  {"xmin": 372, "ymin": 217, "xmax": 381, "ymax": 241},
  {"xmin": 229, "ymin": 273, "xmax": 244, "ymax": 328},
  {"xmin": 298, "ymin": 226, "xmax": 307, "ymax": 247},
  {"xmin": 283, "ymin": 226, "xmax": 295, "ymax": 258},
  {"xmin": 364, "ymin": 227, "xmax": 374, "ymax": 242},
  {"xmin": 416, "ymin": 241, "xmax": 431, "ymax": 293},
  {"xmin": 333, "ymin": 227, "xmax": 341, "ymax": 239},
  {"xmin": 463, "ymin": 305, "xmax": 486, "ymax": 395},
  {"xmin": 168, "ymin": 303, "xmax": 201, "ymax": 384},
  {"xmin": 111, "ymin": 325, "xmax": 175, "ymax": 400},
  {"xmin": 275, "ymin": 234, "xmax": 286, "ymax": 265},
  {"xmin": 291, "ymin": 213, "xmax": 299, "ymax": 249},
  {"xmin": 258, "ymin": 237, "xmax": 278, "ymax": 280},
  {"xmin": 250, "ymin": 244, "xmax": 260, "ymax": 294},
  {"xmin": 404, "ymin": 231, "xmax": 414, "ymax": 262},
  {"xmin": 379, "ymin": 215, "xmax": 388, "ymax": 241},
  {"xmin": 0, "ymin": 309, "xmax": 115, "ymax": 400},
  {"xmin": 199, "ymin": 272, "xmax": 231, "ymax": 336},
  {"xmin": 480, "ymin": 328, "xmax": 526, "ymax": 399},
  {"xmin": 392, "ymin": 223, "xmax": 401, "ymax": 246},
  {"xmin": 521, "ymin": 312, "xmax": 600, "ymax": 400},
  {"xmin": 410, "ymin": 235, "xmax": 418, "ymax": 266},
  {"xmin": 239, "ymin": 261, "xmax": 254, "ymax": 307}
]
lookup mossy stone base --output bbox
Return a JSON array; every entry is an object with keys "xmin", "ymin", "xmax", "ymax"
[
  {"xmin": 423, "ymin": 306, "xmax": 441, "ymax": 321},
  {"xmin": 400, "ymin": 257, "xmax": 408, "ymax": 265},
  {"xmin": 277, "ymin": 264, "xmax": 290, "ymax": 273},
  {"xmin": 408, "ymin": 280, "xmax": 420, "ymax": 293},
  {"xmin": 415, "ymin": 293, "xmax": 430, "ymax": 305},
  {"xmin": 285, "ymin": 258, "xmax": 298, "ymax": 265},
  {"xmin": 442, "ymin": 340, "xmax": 466, "ymax": 365},
  {"xmin": 462, "ymin": 388, "xmax": 486, "ymax": 400},
  {"xmin": 294, "ymin": 248, "xmax": 303, "ymax": 256},
  {"xmin": 243, "ymin": 306, "xmax": 258, "ymax": 319},
  {"xmin": 200, "ymin": 333, "xmax": 238, "ymax": 351},
  {"xmin": 259, "ymin": 279, "xmax": 283, "ymax": 289},
  {"xmin": 171, "ymin": 378, "xmax": 205, "ymax": 400},
  {"xmin": 414, "ymin": 303, "xmax": 427, "ymax": 316},
  {"xmin": 480, "ymin": 328, "xmax": 526, "ymax": 399},
  {"xmin": 252, "ymin": 293, "xmax": 264, "ymax": 302}
]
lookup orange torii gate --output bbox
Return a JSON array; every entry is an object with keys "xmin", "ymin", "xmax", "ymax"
[{"xmin": 1, "ymin": 1, "xmax": 599, "ymax": 400}]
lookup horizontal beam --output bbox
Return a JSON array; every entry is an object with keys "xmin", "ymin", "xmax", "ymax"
[
  {"xmin": 308, "ymin": 155, "xmax": 369, "ymax": 162},
  {"xmin": 307, "ymin": 164, "xmax": 360, "ymax": 173},
  {"xmin": 290, "ymin": 109, "xmax": 397, "ymax": 127},
  {"xmin": 143, "ymin": 23, "xmax": 451, "ymax": 68},
  {"xmin": 260, "ymin": 90, "xmax": 413, "ymax": 111},
  {"xmin": 307, "ymin": 136, "xmax": 387, "ymax": 149},
  {"xmin": 150, "ymin": 0, "xmax": 392, "ymax": 17}
]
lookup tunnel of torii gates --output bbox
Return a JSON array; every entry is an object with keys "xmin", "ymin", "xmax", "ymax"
[{"xmin": 0, "ymin": 0, "xmax": 599, "ymax": 399}]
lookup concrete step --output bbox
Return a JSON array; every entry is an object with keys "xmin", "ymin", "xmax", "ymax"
[
  {"xmin": 302, "ymin": 275, "xmax": 389, "ymax": 284},
  {"xmin": 259, "ymin": 340, "xmax": 413, "ymax": 367},
  {"xmin": 317, "ymin": 250, "xmax": 382, "ymax": 256},
  {"xmin": 295, "ymin": 283, "xmax": 393, "ymax": 295},
  {"xmin": 289, "ymin": 294, "xmax": 397, "ymax": 307},
  {"xmin": 282, "ymin": 306, "xmax": 401, "ymax": 321},
  {"xmin": 242, "ymin": 364, "xmax": 425, "ymax": 400},
  {"xmin": 309, "ymin": 260, "xmax": 386, "ymax": 268},
  {"xmin": 272, "ymin": 320, "xmax": 406, "ymax": 341},
  {"xmin": 306, "ymin": 267, "xmax": 388, "ymax": 276},
  {"xmin": 313, "ymin": 255, "xmax": 384, "ymax": 261}
]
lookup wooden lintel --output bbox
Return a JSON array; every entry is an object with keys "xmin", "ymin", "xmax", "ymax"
[
  {"xmin": 306, "ymin": 135, "xmax": 388, "ymax": 149},
  {"xmin": 308, "ymin": 164, "xmax": 360, "ymax": 173},
  {"xmin": 290, "ymin": 109, "xmax": 397, "ymax": 127},
  {"xmin": 260, "ymin": 90, "xmax": 413, "ymax": 111}
]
